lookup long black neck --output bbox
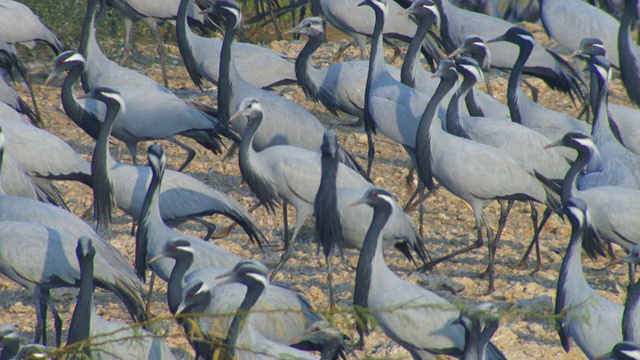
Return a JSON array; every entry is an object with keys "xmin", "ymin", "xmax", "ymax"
[
  {"xmin": 464, "ymin": 87, "xmax": 484, "ymax": 117},
  {"xmin": 560, "ymin": 146, "xmax": 591, "ymax": 205},
  {"xmin": 315, "ymin": 152, "xmax": 343, "ymax": 258},
  {"xmin": 401, "ymin": 15, "xmax": 433, "ymax": 88},
  {"xmin": 218, "ymin": 16, "xmax": 238, "ymax": 128},
  {"xmin": 135, "ymin": 162, "xmax": 164, "ymax": 282},
  {"xmin": 555, "ymin": 210, "xmax": 590, "ymax": 347},
  {"xmin": 461, "ymin": 318, "xmax": 481, "ymax": 360},
  {"xmin": 92, "ymin": 99, "xmax": 119, "ymax": 235},
  {"xmin": 320, "ymin": 337, "xmax": 343, "ymax": 360},
  {"xmin": 68, "ymin": 253, "xmax": 95, "ymax": 347},
  {"xmin": 167, "ymin": 253, "xmax": 193, "ymax": 315},
  {"xmin": 79, "ymin": 0, "xmax": 100, "ymax": 93},
  {"xmin": 446, "ymin": 75, "xmax": 475, "ymax": 139},
  {"xmin": 353, "ymin": 200, "xmax": 392, "ymax": 336},
  {"xmin": 176, "ymin": 0, "xmax": 203, "ymax": 89},
  {"xmin": 477, "ymin": 319, "xmax": 499, "ymax": 360},
  {"xmin": 434, "ymin": 0, "xmax": 455, "ymax": 52},
  {"xmin": 60, "ymin": 65, "xmax": 102, "ymax": 139},
  {"xmin": 415, "ymin": 75, "xmax": 458, "ymax": 191},
  {"xmin": 296, "ymin": 34, "xmax": 324, "ymax": 100},
  {"xmin": 507, "ymin": 41, "xmax": 534, "ymax": 124},
  {"xmin": 223, "ymin": 282, "xmax": 266, "ymax": 360},
  {"xmin": 363, "ymin": 6, "xmax": 386, "ymax": 135}
]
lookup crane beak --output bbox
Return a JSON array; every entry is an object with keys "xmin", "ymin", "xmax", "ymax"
[
  {"xmin": 543, "ymin": 139, "xmax": 563, "ymax": 149},
  {"xmin": 214, "ymin": 268, "xmax": 235, "ymax": 285},
  {"xmin": 148, "ymin": 253, "xmax": 165, "ymax": 264},
  {"xmin": 285, "ymin": 25, "xmax": 301, "ymax": 35},
  {"xmin": 448, "ymin": 48, "xmax": 462, "ymax": 59},
  {"xmin": 44, "ymin": 72, "xmax": 57, "ymax": 86},
  {"xmin": 608, "ymin": 252, "xmax": 635, "ymax": 267},
  {"xmin": 349, "ymin": 198, "xmax": 366, "ymax": 208},
  {"xmin": 486, "ymin": 34, "xmax": 505, "ymax": 44},
  {"xmin": 175, "ymin": 302, "xmax": 187, "ymax": 315},
  {"xmin": 569, "ymin": 50, "xmax": 581, "ymax": 58},
  {"xmin": 357, "ymin": 0, "xmax": 367, "ymax": 7}
]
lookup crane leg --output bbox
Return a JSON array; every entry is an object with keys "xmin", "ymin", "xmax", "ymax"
[
  {"xmin": 119, "ymin": 17, "xmax": 134, "ymax": 62},
  {"xmin": 34, "ymin": 286, "xmax": 48, "ymax": 345},
  {"xmin": 211, "ymin": 202, "xmax": 262, "ymax": 240},
  {"xmin": 327, "ymin": 255, "xmax": 336, "ymax": 309},
  {"xmin": 483, "ymin": 201, "xmax": 512, "ymax": 293},
  {"xmin": 169, "ymin": 138, "xmax": 197, "ymax": 172},
  {"xmin": 145, "ymin": 272, "xmax": 156, "ymax": 318},
  {"xmin": 146, "ymin": 19, "xmax": 170, "ymax": 88},
  {"xmin": 270, "ymin": 202, "xmax": 305, "ymax": 280},
  {"xmin": 404, "ymin": 184, "xmax": 439, "ymax": 213},
  {"xmin": 366, "ymin": 129, "xmax": 375, "ymax": 177},
  {"xmin": 515, "ymin": 206, "xmax": 552, "ymax": 270},
  {"xmin": 47, "ymin": 296, "xmax": 63, "ymax": 347},
  {"xmin": 422, "ymin": 215, "xmax": 485, "ymax": 270},
  {"xmin": 126, "ymin": 143, "xmax": 139, "ymax": 166}
]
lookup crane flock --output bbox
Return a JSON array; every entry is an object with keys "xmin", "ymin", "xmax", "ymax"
[{"xmin": 0, "ymin": 0, "xmax": 639, "ymax": 358}]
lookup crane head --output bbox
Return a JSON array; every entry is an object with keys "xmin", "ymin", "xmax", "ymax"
[
  {"xmin": 76, "ymin": 236, "xmax": 95, "ymax": 260},
  {"xmin": 400, "ymin": 0, "xmax": 440, "ymax": 31},
  {"xmin": 287, "ymin": 17, "xmax": 325, "ymax": 38},
  {"xmin": 564, "ymin": 197, "xmax": 589, "ymax": 234},
  {"xmin": 449, "ymin": 36, "xmax": 488, "ymax": 62},
  {"xmin": 82, "ymin": 87, "xmax": 127, "ymax": 115},
  {"xmin": 357, "ymin": 0, "xmax": 388, "ymax": 17},
  {"xmin": 176, "ymin": 280, "xmax": 211, "ymax": 315},
  {"xmin": 583, "ymin": 55, "xmax": 612, "ymax": 91},
  {"xmin": 215, "ymin": 259, "xmax": 269, "ymax": 288},
  {"xmin": 205, "ymin": 0, "xmax": 242, "ymax": 29},
  {"xmin": 571, "ymin": 38, "xmax": 606, "ymax": 59},
  {"xmin": 150, "ymin": 239, "xmax": 193, "ymax": 264},
  {"xmin": 455, "ymin": 57, "xmax": 485, "ymax": 85},
  {"xmin": 350, "ymin": 187, "xmax": 395, "ymax": 209},
  {"xmin": 45, "ymin": 51, "xmax": 86, "ymax": 86},
  {"xmin": 320, "ymin": 130, "xmax": 339, "ymax": 159},
  {"xmin": 610, "ymin": 245, "xmax": 640, "ymax": 267},
  {"xmin": 594, "ymin": 341, "xmax": 640, "ymax": 360},
  {"xmin": 486, "ymin": 27, "xmax": 534, "ymax": 47},
  {"xmin": 0, "ymin": 324, "xmax": 18, "ymax": 347},
  {"xmin": 433, "ymin": 59, "xmax": 459, "ymax": 80},
  {"xmin": 147, "ymin": 144, "xmax": 167, "ymax": 178},
  {"xmin": 230, "ymin": 98, "xmax": 262, "ymax": 123}
]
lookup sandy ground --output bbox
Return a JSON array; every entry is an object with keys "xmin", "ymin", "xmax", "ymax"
[{"xmin": 0, "ymin": 21, "xmax": 638, "ymax": 360}]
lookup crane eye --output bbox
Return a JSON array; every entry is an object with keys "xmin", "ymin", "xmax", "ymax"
[
  {"xmin": 567, "ymin": 135, "xmax": 573, "ymax": 141},
  {"xmin": 187, "ymin": 293, "xmax": 195, "ymax": 299},
  {"xmin": 242, "ymin": 271, "xmax": 247, "ymax": 276},
  {"xmin": 305, "ymin": 23, "xmax": 311, "ymax": 27},
  {"xmin": 467, "ymin": 41, "xmax": 473, "ymax": 46}
]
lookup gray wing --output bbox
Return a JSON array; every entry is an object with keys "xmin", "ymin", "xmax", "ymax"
[
  {"xmin": 0, "ymin": 153, "xmax": 38, "ymax": 200},
  {"xmin": 187, "ymin": 32, "xmax": 295, "ymax": 89},
  {"xmin": 0, "ymin": 0, "xmax": 66, "ymax": 52},
  {"xmin": 540, "ymin": 0, "xmax": 620, "ymax": 67},
  {"xmin": 0, "ymin": 221, "xmax": 78, "ymax": 288},
  {"xmin": 369, "ymin": 74, "xmax": 430, "ymax": 147},
  {"xmin": 609, "ymin": 103, "xmax": 640, "ymax": 155},
  {"xmin": 0, "ymin": 118, "xmax": 91, "ymax": 182},
  {"xmin": 580, "ymin": 187, "xmax": 640, "ymax": 250},
  {"xmin": 0, "ymin": 194, "xmax": 96, "ymax": 239},
  {"xmin": 369, "ymin": 268, "xmax": 463, "ymax": 356},
  {"xmin": 91, "ymin": 316, "xmax": 176, "ymax": 360}
]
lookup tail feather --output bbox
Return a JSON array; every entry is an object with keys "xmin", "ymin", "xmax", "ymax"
[
  {"xmin": 544, "ymin": 49, "xmax": 587, "ymax": 106},
  {"xmin": 485, "ymin": 341, "xmax": 507, "ymax": 360},
  {"xmin": 337, "ymin": 146, "xmax": 371, "ymax": 183},
  {"xmin": 31, "ymin": 177, "xmax": 69, "ymax": 211}
]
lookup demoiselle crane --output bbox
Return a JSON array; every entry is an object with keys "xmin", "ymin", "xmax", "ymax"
[
  {"xmin": 66, "ymin": 237, "xmax": 176, "ymax": 359},
  {"xmin": 350, "ymin": 187, "xmax": 506, "ymax": 359}
]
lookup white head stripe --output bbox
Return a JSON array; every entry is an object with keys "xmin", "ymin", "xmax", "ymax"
[
  {"xmin": 246, "ymin": 272, "xmax": 268, "ymax": 287},
  {"xmin": 566, "ymin": 206, "xmax": 585, "ymax": 225},
  {"xmin": 0, "ymin": 132, "xmax": 5, "ymax": 149},
  {"xmin": 65, "ymin": 53, "xmax": 86, "ymax": 64},
  {"xmin": 222, "ymin": 6, "xmax": 241, "ymax": 22},
  {"xmin": 459, "ymin": 64, "xmax": 484, "ymax": 82},
  {"xmin": 591, "ymin": 43, "xmax": 605, "ymax": 49},
  {"xmin": 175, "ymin": 245, "xmax": 194, "ymax": 253},
  {"xmin": 516, "ymin": 34, "xmax": 535, "ymax": 44},
  {"xmin": 620, "ymin": 349, "xmax": 640, "ymax": 359},
  {"xmin": 101, "ymin": 92, "xmax": 127, "ymax": 114}
]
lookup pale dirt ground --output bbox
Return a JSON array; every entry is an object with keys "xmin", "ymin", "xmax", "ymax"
[{"xmin": 0, "ymin": 21, "xmax": 638, "ymax": 360}]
